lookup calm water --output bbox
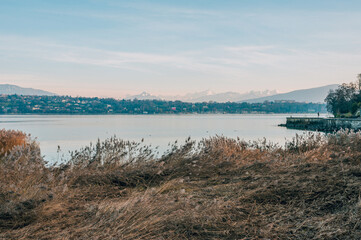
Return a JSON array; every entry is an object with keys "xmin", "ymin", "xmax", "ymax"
[{"xmin": 0, "ymin": 114, "xmax": 327, "ymax": 162}]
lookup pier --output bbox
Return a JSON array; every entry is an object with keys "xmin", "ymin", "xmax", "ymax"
[{"xmin": 281, "ymin": 117, "xmax": 361, "ymax": 132}]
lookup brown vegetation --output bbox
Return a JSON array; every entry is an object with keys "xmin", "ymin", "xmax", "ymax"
[
  {"xmin": 0, "ymin": 129, "xmax": 27, "ymax": 159},
  {"xmin": 1, "ymin": 131, "xmax": 361, "ymax": 239}
]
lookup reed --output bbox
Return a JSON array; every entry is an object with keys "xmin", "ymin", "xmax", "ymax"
[
  {"xmin": 0, "ymin": 129, "xmax": 27, "ymax": 159},
  {"xmin": 1, "ymin": 130, "xmax": 360, "ymax": 239}
]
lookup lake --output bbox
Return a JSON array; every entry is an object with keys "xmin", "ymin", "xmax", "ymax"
[{"xmin": 0, "ymin": 114, "xmax": 327, "ymax": 162}]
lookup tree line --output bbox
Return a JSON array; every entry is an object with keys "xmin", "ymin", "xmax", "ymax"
[
  {"xmin": 325, "ymin": 74, "xmax": 361, "ymax": 118},
  {"xmin": 0, "ymin": 95, "xmax": 326, "ymax": 114}
]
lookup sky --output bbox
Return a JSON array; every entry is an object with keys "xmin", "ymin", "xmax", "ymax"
[{"xmin": 0, "ymin": 0, "xmax": 361, "ymax": 98}]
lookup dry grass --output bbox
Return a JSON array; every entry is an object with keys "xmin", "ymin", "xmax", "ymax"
[
  {"xmin": 1, "ymin": 130, "xmax": 361, "ymax": 239},
  {"xmin": 0, "ymin": 129, "xmax": 27, "ymax": 159}
]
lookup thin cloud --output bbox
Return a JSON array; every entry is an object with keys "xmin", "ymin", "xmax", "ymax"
[{"xmin": 1, "ymin": 35, "xmax": 361, "ymax": 87}]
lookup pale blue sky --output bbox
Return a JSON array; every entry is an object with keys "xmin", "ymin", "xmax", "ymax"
[{"xmin": 1, "ymin": 0, "xmax": 361, "ymax": 97}]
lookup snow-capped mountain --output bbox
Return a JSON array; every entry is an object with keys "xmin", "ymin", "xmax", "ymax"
[{"xmin": 125, "ymin": 90, "xmax": 277, "ymax": 103}]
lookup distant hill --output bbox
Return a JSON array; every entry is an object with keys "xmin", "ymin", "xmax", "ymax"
[
  {"xmin": 244, "ymin": 84, "xmax": 339, "ymax": 103},
  {"xmin": 126, "ymin": 90, "xmax": 277, "ymax": 103},
  {"xmin": 125, "ymin": 92, "xmax": 161, "ymax": 100},
  {"xmin": 180, "ymin": 90, "xmax": 277, "ymax": 103},
  {"xmin": 0, "ymin": 84, "xmax": 56, "ymax": 96}
]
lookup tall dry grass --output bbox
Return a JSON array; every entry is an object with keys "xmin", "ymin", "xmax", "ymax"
[
  {"xmin": 1, "ymin": 130, "xmax": 361, "ymax": 239},
  {"xmin": 0, "ymin": 129, "xmax": 27, "ymax": 159}
]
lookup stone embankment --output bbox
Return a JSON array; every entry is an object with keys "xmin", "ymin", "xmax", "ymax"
[{"xmin": 280, "ymin": 117, "xmax": 361, "ymax": 132}]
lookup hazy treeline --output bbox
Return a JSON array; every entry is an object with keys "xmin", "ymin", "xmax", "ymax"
[{"xmin": 0, "ymin": 95, "xmax": 326, "ymax": 114}]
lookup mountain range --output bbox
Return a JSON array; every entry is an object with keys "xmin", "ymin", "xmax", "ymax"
[
  {"xmin": 126, "ymin": 84, "xmax": 339, "ymax": 103},
  {"xmin": 0, "ymin": 84, "xmax": 56, "ymax": 96},
  {"xmin": 244, "ymin": 84, "xmax": 338, "ymax": 103},
  {"xmin": 1, "ymin": 83, "xmax": 339, "ymax": 103},
  {"xmin": 126, "ymin": 90, "xmax": 278, "ymax": 102}
]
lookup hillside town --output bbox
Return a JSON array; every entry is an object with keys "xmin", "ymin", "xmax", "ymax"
[{"xmin": 0, "ymin": 95, "xmax": 325, "ymax": 115}]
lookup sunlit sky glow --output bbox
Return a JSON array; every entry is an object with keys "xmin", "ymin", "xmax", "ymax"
[{"xmin": 1, "ymin": 0, "xmax": 361, "ymax": 98}]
